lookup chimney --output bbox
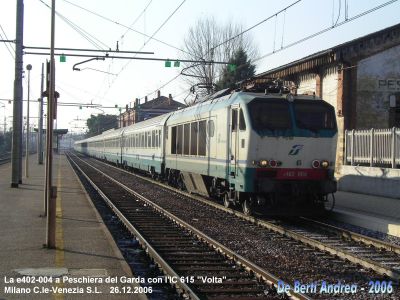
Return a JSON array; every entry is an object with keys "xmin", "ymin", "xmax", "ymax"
[
  {"xmin": 145, "ymin": 96, "xmax": 148, "ymax": 103},
  {"xmin": 157, "ymin": 90, "xmax": 161, "ymax": 98},
  {"xmin": 168, "ymin": 93, "xmax": 172, "ymax": 105}
]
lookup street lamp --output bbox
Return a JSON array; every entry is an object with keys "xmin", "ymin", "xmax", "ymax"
[{"xmin": 25, "ymin": 64, "xmax": 32, "ymax": 178}]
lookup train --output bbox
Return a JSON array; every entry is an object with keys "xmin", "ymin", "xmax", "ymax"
[{"xmin": 74, "ymin": 80, "xmax": 338, "ymax": 215}]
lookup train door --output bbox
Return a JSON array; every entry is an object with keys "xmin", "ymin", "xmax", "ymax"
[{"xmin": 229, "ymin": 106, "xmax": 239, "ymax": 178}]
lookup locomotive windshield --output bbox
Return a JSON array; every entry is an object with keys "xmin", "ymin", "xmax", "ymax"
[
  {"xmin": 248, "ymin": 99, "xmax": 291, "ymax": 131},
  {"xmin": 294, "ymin": 100, "xmax": 336, "ymax": 131}
]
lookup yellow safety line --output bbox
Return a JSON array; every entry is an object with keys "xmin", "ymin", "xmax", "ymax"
[{"xmin": 53, "ymin": 155, "xmax": 64, "ymax": 300}]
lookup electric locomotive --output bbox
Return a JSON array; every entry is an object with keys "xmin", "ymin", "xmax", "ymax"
[
  {"xmin": 75, "ymin": 79, "xmax": 337, "ymax": 215},
  {"xmin": 164, "ymin": 81, "xmax": 337, "ymax": 215}
]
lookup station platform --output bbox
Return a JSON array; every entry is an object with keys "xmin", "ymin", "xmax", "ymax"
[
  {"xmin": 0, "ymin": 154, "xmax": 146, "ymax": 300},
  {"xmin": 332, "ymin": 191, "xmax": 400, "ymax": 238}
]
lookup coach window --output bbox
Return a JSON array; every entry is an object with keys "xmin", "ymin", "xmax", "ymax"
[
  {"xmin": 232, "ymin": 109, "xmax": 238, "ymax": 131},
  {"xmin": 177, "ymin": 125, "xmax": 183, "ymax": 155},
  {"xmin": 239, "ymin": 109, "xmax": 246, "ymax": 130},
  {"xmin": 190, "ymin": 122, "xmax": 198, "ymax": 155},
  {"xmin": 171, "ymin": 126, "xmax": 177, "ymax": 154},
  {"xmin": 208, "ymin": 120, "xmax": 215, "ymax": 137},
  {"xmin": 184, "ymin": 123, "xmax": 190, "ymax": 155},
  {"xmin": 198, "ymin": 120, "xmax": 206, "ymax": 156}
]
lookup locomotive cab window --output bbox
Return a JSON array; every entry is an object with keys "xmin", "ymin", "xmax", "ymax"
[
  {"xmin": 294, "ymin": 100, "xmax": 336, "ymax": 131},
  {"xmin": 248, "ymin": 98, "xmax": 291, "ymax": 131}
]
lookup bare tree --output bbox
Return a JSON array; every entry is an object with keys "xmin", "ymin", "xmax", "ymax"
[{"xmin": 181, "ymin": 17, "xmax": 257, "ymax": 103}]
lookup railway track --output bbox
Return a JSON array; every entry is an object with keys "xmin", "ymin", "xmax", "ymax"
[
  {"xmin": 70, "ymin": 154, "xmax": 398, "ymax": 299},
  {"xmin": 68, "ymin": 152, "xmax": 302, "ymax": 300},
  {"xmin": 280, "ymin": 217, "xmax": 400, "ymax": 280},
  {"xmin": 77, "ymin": 153, "xmax": 400, "ymax": 281},
  {"xmin": 0, "ymin": 152, "xmax": 11, "ymax": 165}
]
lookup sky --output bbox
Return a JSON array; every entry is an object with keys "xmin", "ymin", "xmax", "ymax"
[{"xmin": 0, "ymin": 0, "xmax": 399, "ymax": 133}]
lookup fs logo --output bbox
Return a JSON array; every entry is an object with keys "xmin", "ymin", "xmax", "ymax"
[{"xmin": 288, "ymin": 144, "xmax": 304, "ymax": 155}]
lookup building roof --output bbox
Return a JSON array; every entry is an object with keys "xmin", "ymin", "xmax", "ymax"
[
  {"xmin": 256, "ymin": 22, "xmax": 400, "ymax": 79},
  {"xmin": 139, "ymin": 96, "xmax": 186, "ymax": 110}
]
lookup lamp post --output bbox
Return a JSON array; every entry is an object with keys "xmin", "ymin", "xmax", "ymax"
[{"xmin": 25, "ymin": 64, "xmax": 32, "ymax": 178}]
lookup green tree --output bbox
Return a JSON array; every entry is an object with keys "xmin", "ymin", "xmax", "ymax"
[
  {"xmin": 215, "ymin": 48, "xmax": 256, "ymax": 91},
  {"xmin": 86, "ymin": 114, "xmax": 118, "ymax": 137}
]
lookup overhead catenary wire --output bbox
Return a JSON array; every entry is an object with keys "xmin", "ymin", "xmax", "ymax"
[
  {"xmin": 38, "ymin": 0, "xmax": 110, "ymax": 50},
  {"xmin": 160, "ymin": 0, "xmax": 400, "ymax": 102},
  {"xmin": 61, "ymin": 0, "xmax": 190, "ymax": 55},
  {"xmin": 120, "ymin": 0, "xmax": 153, "ymax": 42},
  {"xmin": 139, "ymin": 0, "xmax": 303, "ymax": 101},
  {"xmin": 334, "ymin": 0, "xmax": 342, "ymax": 27},
  {"xmin": 104, "ymin": 0, "xmax": 187, "ymax": 100},
  {"xmin": 254, "ymin": 0, "xmax": 399, "ymax": 63},
  {"xmin": 0, "ymin": 23, "xmax": 15, "ymax": 59},
  {"xmin": 210, "ymin": 0, "xmax": 302, "ymax": 52}
]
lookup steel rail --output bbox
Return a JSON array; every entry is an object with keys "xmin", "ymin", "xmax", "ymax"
[
  {"xmin": 300, "ymin": 217, "xmax": 400, "ymax": 255},
  {"xmin": 0, "ymin": 152, "xmax": 11, "ymax": 165},
  {"xmin": 68, "ymin": 152, "xmax": 310, "ymax": 300},
  {"xmin": 79, "ymin": 154, "xmax": 400, "ymax": 281},
  {"xmin": 67, "ymin": 153, "xmax": 201, "ymax": 300}
]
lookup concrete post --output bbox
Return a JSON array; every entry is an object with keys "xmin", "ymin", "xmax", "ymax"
[
  {"xmin": 38, "ymin": 63, "xmax": 44, "ymax": 164},
  {"xmin": 25, "ymin": 64, "xmax": 32, "ymax": 177},
  {"xmin": 11, "ymin": 0, "xmax": 24, "ymax": 188},
  {"xmin": 46, "ymin": 0, "xmax": 56, "ymax": 249}
]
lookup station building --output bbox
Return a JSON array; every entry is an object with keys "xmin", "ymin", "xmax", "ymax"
[
  {"xmin": 256, "ymin": 23, "xmax": 400, "ymax": 172},
  {"xmin": 119, "ymin": 91, "xmax": 186, "ymax": 128}
]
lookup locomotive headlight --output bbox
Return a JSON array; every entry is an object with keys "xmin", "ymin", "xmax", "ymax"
[
  {"xmin": 259, "ymin": 160, "xmax": 269, "ymax": 167},
  {"xmin": 312, "ymin": 160, "xmax": 320, "ymax": 168},
  {"xmin": 321, "ymin": 160, "xmax": 329, "ymax": 168},
  {"xmin": 269, "ymin": 160, "xmax": 277, "ymax": 167}
]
